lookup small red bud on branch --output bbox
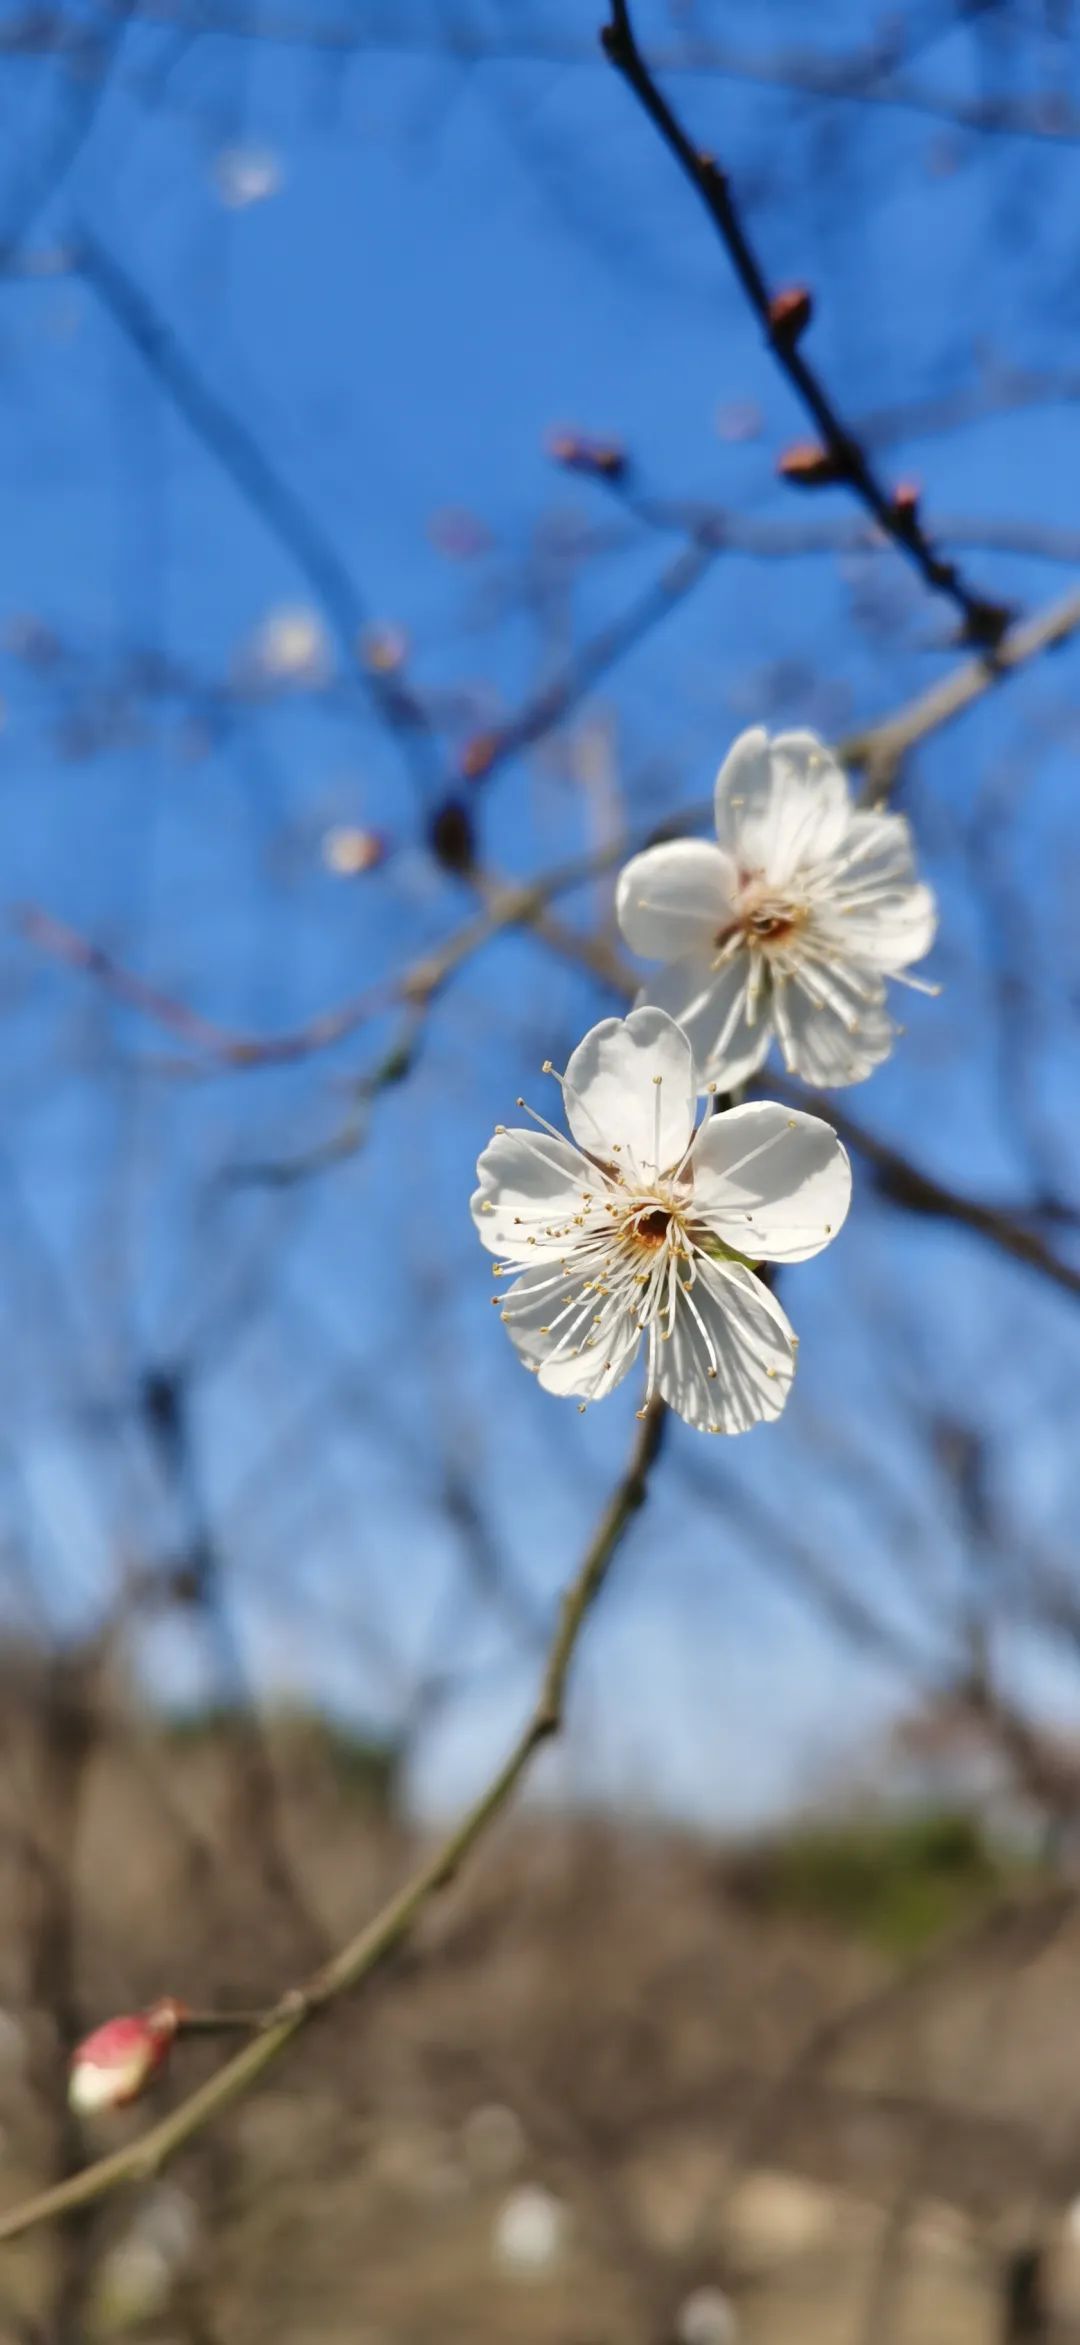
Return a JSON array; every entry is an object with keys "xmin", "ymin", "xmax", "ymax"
[
  {"xmin": 768, "ymin": 285, "xmax": 813, "ymax": 346},
  {"xmin": 892, "ymin": 478, "xmax": 922, "ymax": 528},
  {"xmin": 69, "ymin": 1999, "xmax": 184, "ymax": 2115},
  {"xmin": 776, "ymin": 440, "xmax": 846, "ymax": 489},
  {"xmin": 545, "ymin": 429, "xmax": 628, "ymax": 483},
  {"xmin": 458, "ymin": 730, "xmax": 500, "ymax": 784}
]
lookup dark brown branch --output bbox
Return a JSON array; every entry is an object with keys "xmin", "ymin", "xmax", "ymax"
[
  {"xmin": 772, "ymin": 1078, "xmax": 1080, "ymax": 1305},
  {"xmin": 599, "ymin": 0, "xmax": 1012, "ymax": 649}
]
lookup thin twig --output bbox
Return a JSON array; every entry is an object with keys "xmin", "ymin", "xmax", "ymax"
[
  {"xmin": 22, "ymin": 567, "xmax": 1080, "ymax": 1070},
  {"xmin": 840, "ymin": 581, "xmax": 1080, "ymax": 799},
  {"xmin": 0, "ymin": 1397, "xmax": 666, "ymax": 2245},
  {"xmin": 459, "ymin": 535, "xmax": 720, "ymax": 785},
  {"xmin": 768, "ymin": 1078, "xmax": 1080, "ymax": 1306},
  {"xmin": 600, "ymin": 0, "xmax": 1011, "ymax": 648},
  {"xmin": 76, "ymin": 228, "xmax": 440, "ymax": 803}
]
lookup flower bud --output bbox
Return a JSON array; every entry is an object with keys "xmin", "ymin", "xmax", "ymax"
[
  {"xmin": 458, "ymin": 730, "xmax": 500, "ymax": 784},
  {"xmin": 776, "ymin": 440, "xmax": 845, "ymax": 489},
  {"xmin": 768, "ymin": 284, "xmax": 813, "ymax": 346},
  {"xmin": 69, "ymin": 1999, "xmax": 183, "ymax": 2115},
  {"xmin": 892, "ymin": 478, "xmax": 921, "ymax": 528},
  {"xmin": 358, "ymin": 623, "xmax": 409, "ymax": 675},
  {"xmin": 545, "ymin": 428, "xmax": 627, "ymax": 483}
]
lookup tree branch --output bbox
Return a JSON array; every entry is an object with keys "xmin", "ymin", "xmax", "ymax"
[
  {"xmin": 0, "ymin": 1396, "xmax": 667, "ymax": 2245},
  {"xmin": 599, "ymin": 0, "xmax": 1011, "ymax": 648},
  {"xmin": 76, "ymin": 228, "xmax": 440, "ymax": 804}
]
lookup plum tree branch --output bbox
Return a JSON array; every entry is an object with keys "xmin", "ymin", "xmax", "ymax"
[
  {"xmin": 599, "ymin": 0, "xmax": 1011, "ymax": 649},
  {"xmin": 0, "ymin": 1397, "xmax": 666, "ymax": 2245}
]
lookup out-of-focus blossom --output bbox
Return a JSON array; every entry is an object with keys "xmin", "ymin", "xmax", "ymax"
[
  {"xmin": 322, "ymin": 826, "xmax": 387, "ymax": 878},
  {"xmin": 473, "ymin": 1007, "xmax": 850, "ymax": 1434},
  {"xmin": 492, "ymin": 2183, "xmax": 568, "ymax": 2276},
  {"xmin": 92, "ymin": 2235, "xmax": 174, "ymax": 2327},
  {"xmin": 213, "ymin": 143, "xmax": 283, "ymax": 209},
  {"xmin": 132, "ymin": 2182, "xmax": 200, "ymax": 2267},
  {"xmin": 616, "ymin": 727, "xmax": 937, "ymax": 1090},
  {"xmin": 676, "ymin": 2285, "xmax": 739, "ymax": 2345},
  {"xmin": 69, "ymin": 1998, "xmax": 183, "ymax": 2115},
  {"xmin": 246, "ymin": 605, "xmax": 330, "ymax": 690}
]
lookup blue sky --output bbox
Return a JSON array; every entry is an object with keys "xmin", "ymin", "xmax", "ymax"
[{"xmin": 2, "ymin": 2, "xmax": 1080, "ymax": 1829}]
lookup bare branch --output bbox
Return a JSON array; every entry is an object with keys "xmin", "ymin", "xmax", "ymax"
[
  {"xmin": 600, "ymin": 0, "xmax": 1012, "ymax": 649},
  {"xmin": 0, "ymin": 1397, "xmax": 666, "ymax": 2244}
]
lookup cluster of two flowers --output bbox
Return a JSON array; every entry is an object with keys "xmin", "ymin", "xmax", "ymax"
[
  {"xmin": 65, "ymin": 725, "xmax": 936, "ymax": 2121},
  {"xmin": 472, "ymin": 726, "xmax": 937, "ymax": 1436}
]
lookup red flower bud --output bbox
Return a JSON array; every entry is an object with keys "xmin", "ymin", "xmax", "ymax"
[
  {"xmin": 545, "ymin": 429, "xmax": 627, "ymax": 483},
  {"xmin": 776, "ymin": 440, "xmax": 845, "ymax": 489},
  {"xmin": 358, "ymin": 623, "xmax": 409, "ymax": 675},
  {"xmin": 892, "ymin": 478, "xmax": 921, "ymax": 526},
  {"xmin": 69, "ymin": 1999, "xmax": 184, "ymax": 2115},
  {"xmin": 768, "ymin": 285, "xmax": 813, "ymax": 345},
  {"xmin": 458, "ymin": 730, "xmax": 500, "ymax": 783}
]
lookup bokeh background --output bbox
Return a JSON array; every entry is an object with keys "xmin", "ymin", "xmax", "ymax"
[{"xmin": 4, "ymin": 3, "xmax": 1080, "ymax": 2340}]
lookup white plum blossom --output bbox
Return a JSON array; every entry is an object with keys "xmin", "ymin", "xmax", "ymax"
[
  {"xmin": 616, "ymin": 726, "xmax": 937, "ymax": 1091},
  {"xmin": 472, "ymin": 1008, "xmax": 850, "ymax": 1435},
  {"xmin": 492, "ymin": 2184, "xmax": 568, "ymax": 2275}
]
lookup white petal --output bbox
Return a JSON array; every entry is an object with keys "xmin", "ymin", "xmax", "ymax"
[
  {"xmin": 497, "ymin": 1259, "xmax": 641, "ymax": 1401},
  {"xmin": 563, "ymin": 1008, "xmax": 696, "ymax": 1179},
  {"xmin": 471, "ymin": 1128, "xmax": 594, "ymax": 1261},
  {"xmin": 714, "ymin": 726, "xmax": 851, "ymax": 885},
  {"xmin": 615, "ymin": 839, "xmax": 736, "ymax": 962},
  {"xmin": 691, "ymin": 1102, "xmax": 851, "ymax": 1262},
  {"xmin": 659, "ymin": 1257, "xmax": 796, "ymax": 1433},
  {"xmin": 636, "ymin": 956, "xmax": 773, "ymax": 1093},
  {"xmin": 815, "ymin": 816, "xmax": 932, "ymax": 970},
  {"xmin": 823, "ymin": 810, "xmax": 937, "ymax": 969},
  {"xmin": 829, "ymin": 881, "xmax": 937, "ymax": 971},
  {"xmin": 777, "ymin": 977, "xmax": 894, "ymax": 1087}
]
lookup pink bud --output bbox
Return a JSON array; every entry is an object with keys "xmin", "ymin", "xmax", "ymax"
[
  {"xmin": 545, "ymin": 428, "xmax": 627, "ymax": 482},
  {"xmin": 768, "ymin": 284, "xmax": 814, "ymax": 345},
  {"xmin": 69, "ymin": 1998, "xmax": 183, "ymax": 2115}
]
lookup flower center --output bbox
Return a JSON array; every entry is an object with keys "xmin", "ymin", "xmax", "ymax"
[
  {"xmin": 631, "ymin": 1204, "xmax": 674, "ymax": 1247},
  {"xmin": 715, "ymin": 874, "xmax": 808, "ymax": 954}
]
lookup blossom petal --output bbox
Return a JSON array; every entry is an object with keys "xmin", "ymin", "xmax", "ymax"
[
  {"xmin": 635, "ymin": 956, "xmax": 773, "ymax": 1092},
  {"xmin": 615, "ymin": 839, "xmax": 737, "ymax": 962},
  {"xmin": 776, "ymin": 976, "xmax": 894, "ymax": 1087},
  {"xmin": 471, "ymin": 1128, "xmax": 594, "ymax": 1261},
  {"xmin": 691, "ymin": 1102, "xmax": 851, "ymax": 1262},
  {"xmin": 497, "ymin": 1259, "xmax": 641, "ymax": 1401},
  {"xmin": 714, "ymin": 726, "xmax": 850, "ymax": 884},
  {"xmin": 659, "ymin": 1257, "xmax": 796, "ymax": 1433},
  {"xmin": 824, "ymin": 811, "xmax": 937, "ymax": 969},
  {"xmin": 563, "ymin": 1008, "xmax": 696, "ymax": 1178}
]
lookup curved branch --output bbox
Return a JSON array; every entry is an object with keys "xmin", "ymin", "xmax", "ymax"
[
  {"xmin": 0, "ymin": 1397, "xmax": 667, "ymax": 2246},
  {"xmin": 600, "ymin": 0, "xmax": 1011, "ymax": 648}
]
